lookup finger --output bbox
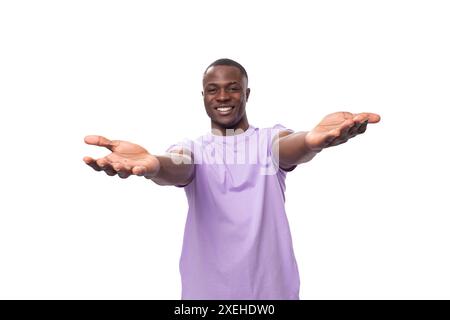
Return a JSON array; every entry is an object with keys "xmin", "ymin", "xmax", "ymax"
[
  {"xmin": 118, "ymin": 171, "xmax": 131, "ymax": 179},
  {"xmin": 103, "ymin": 164, "xmax": 117, "ymax": 176},
  {"xmin": 95, "ymin": 158, "xmax": 117, "ymax": 176},
  {"xmin": 339, "ymin": 119, "xmax": 355, "ymax": 138},
  {"xmin": 340, "ymin": 120, "xmax": 370, "ymax": 142},
  {"xmin": 347, "ymin": 125, "xmax": 359, "ymax": 137},
  {"xmin": 353, "ymin": 112, "xmax": 381, "ymax": 124},
  {"xmin": 132, "ymin": 166, "xmax": 147, "ymax": 176},
  {"xmin": 324, "ymin": 121, "xmax": 353, "ymax": 147},
  {"xmin": 357, "ymin": 121, "xmax": 368, "ymax": 134},
  {"xmin": 83, "ymin": 156, "xmax": 102, "ymax": 171},
  {"xmin": 96, "ymin": 157, "xmax": 111, "ymax": 168},
  {"xmin": 84, "ymin": 135, "xmax": 118, "ymax": 151},
  {"xmin": 112, "ymin": 163, "xmax": 132, "ymax": 179},
  {"xmin": 112, "ymin": 162, "xmax": 132, "ymax": 172},
  {"xmin": 348, "ymin": 120, "xmax": 369, "ymax": 139},
  {"xmin": 324, "ymin": 119, "xmax": 354, "ymax": 144},
  {"xmin": 348, "ymin": 121, "xmax": 365, "ymax": 136}
]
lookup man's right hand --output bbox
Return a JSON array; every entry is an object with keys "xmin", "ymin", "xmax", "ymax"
[{"xmin": 83, "ymin": 135, "xmax": 160, "ymax": 179}]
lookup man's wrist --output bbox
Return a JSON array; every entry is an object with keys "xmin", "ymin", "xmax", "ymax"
[{"xmin": 303, "ymin": 131, "xmax": 323, "ymax": 154}]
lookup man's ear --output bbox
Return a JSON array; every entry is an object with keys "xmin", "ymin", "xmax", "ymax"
[
  {"xmin": 201, "ymin": 91, "xmax": 204, "ymax": 97},
  {"xmin": 246, "ymin": 88, "xmax": 251, "ymax": 102}
]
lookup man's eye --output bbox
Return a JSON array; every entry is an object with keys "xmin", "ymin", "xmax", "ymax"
[
  {"xmin": 207, "ymin": 88, "xmax": 217, "ymax": 93},
  {"xmin": 229, "ymin": 87, "xmax": 240, "ymax": 91}
]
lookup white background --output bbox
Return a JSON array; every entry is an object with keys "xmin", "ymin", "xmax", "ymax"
[{"xmin": 1, "ymin": 0, "xmax": 449, "ymax": 299}]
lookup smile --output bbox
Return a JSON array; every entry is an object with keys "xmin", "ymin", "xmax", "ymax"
[{"xmin": 215, "ymin": 106, "xmax": 234, "ymax": 115}]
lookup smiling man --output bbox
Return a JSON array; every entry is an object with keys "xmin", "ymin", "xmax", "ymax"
[{"xmin": 83, "ymin": 58, "xmax": 381, "ymax": 300}]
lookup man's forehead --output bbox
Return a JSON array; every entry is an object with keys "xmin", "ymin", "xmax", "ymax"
[
  {"xmin": 203, "ymin": 65, "xmax": 246, "ymax": 85},
  {"xmin": 205, "ymin": 64, "xmax": 241, "ymax": 74}
]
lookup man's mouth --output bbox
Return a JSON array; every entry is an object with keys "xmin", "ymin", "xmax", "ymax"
[{"xmin": 215, "ymin": 105, "xmax": 234, "ymax": 115}]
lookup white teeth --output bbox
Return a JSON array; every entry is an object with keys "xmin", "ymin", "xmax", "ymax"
[{"xmin": 217, "ymin": 107, "xmax": 232, "ymax": 112}]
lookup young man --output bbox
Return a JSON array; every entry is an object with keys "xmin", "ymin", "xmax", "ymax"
[{"xmin": 83, "ymin": 58, "xmax": 381, "ymax": 299}]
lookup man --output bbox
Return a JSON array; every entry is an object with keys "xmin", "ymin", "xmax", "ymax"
[{"xmin": 83, "ymin": 58, "xmax": 381, "ymax": 299}]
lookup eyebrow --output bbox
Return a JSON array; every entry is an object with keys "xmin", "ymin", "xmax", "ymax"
[{"xmin": 205, "ymin": 81, "xmax": 241, "ymax": 87}]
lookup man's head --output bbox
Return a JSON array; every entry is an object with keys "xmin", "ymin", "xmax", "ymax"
[{"xmin": 202, "ymin": 58, "xmax": 251, "ymax": 132}]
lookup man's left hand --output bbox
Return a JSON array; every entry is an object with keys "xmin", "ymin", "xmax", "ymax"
[{"xmin": 305, "ymin": 111, "xmax": 381, "ymax": 152}]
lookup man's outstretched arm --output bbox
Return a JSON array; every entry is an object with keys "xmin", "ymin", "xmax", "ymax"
[
  {"xmin": 274, "ymin": 112, "xmax": 381, "ymax": 168},
  {"xmin": 152, "ymin": 149, "xmax": 194, "ymax": 186},
  {"xmin": 83, "ymin": 135, "xmax": 194, "ymax": 186}
]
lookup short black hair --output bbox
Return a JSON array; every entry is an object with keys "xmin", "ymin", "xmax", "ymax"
[{"xmin": 204, "ymin": 58, "xmax": 248, "ymax": 81}]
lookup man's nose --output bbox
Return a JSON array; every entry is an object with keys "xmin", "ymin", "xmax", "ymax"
[{"xmin": 216, "ymin": 89, "xmax": 231, "ymax": 101}]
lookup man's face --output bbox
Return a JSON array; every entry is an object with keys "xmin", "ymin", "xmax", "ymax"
[{"xmin": 202, "ymin": 65, "xmax": 250, "ymax": 129}]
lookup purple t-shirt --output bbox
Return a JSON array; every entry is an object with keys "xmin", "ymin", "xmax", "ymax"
[{"xmin": 166, "ymin": 124, "xmax": 300, "ymax": 300}]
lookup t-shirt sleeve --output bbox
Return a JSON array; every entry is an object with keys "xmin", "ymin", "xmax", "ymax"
[
  {"xmin": 165, "ymin": 139, "xmax": 191, "ymax": 154},
  {"xmin": 269, "ymin": 124, "xmax": 297, "ymax": 173}
]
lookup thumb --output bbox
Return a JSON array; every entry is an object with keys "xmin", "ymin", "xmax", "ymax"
[{"xmin": 84, "ymin": 135, "xmax": 118, "ymax": 151}]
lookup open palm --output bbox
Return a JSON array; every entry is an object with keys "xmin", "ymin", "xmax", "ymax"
[
  {"xmin": 305, "ymin": 112, "xmax": 381, "ymax": 151},
  {"xmin": 83, "ymin": 135, "xmax": 160, "ymax": 178}
]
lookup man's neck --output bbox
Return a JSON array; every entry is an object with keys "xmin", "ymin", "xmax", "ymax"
[{"xmin": 211, "ymin": 117, "xmax": 249, "ymax": 136}]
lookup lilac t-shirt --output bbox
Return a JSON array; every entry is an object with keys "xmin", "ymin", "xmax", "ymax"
[{"xmin": 166, "ymin": 124, "xmax": 300, "ymax": 300}]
